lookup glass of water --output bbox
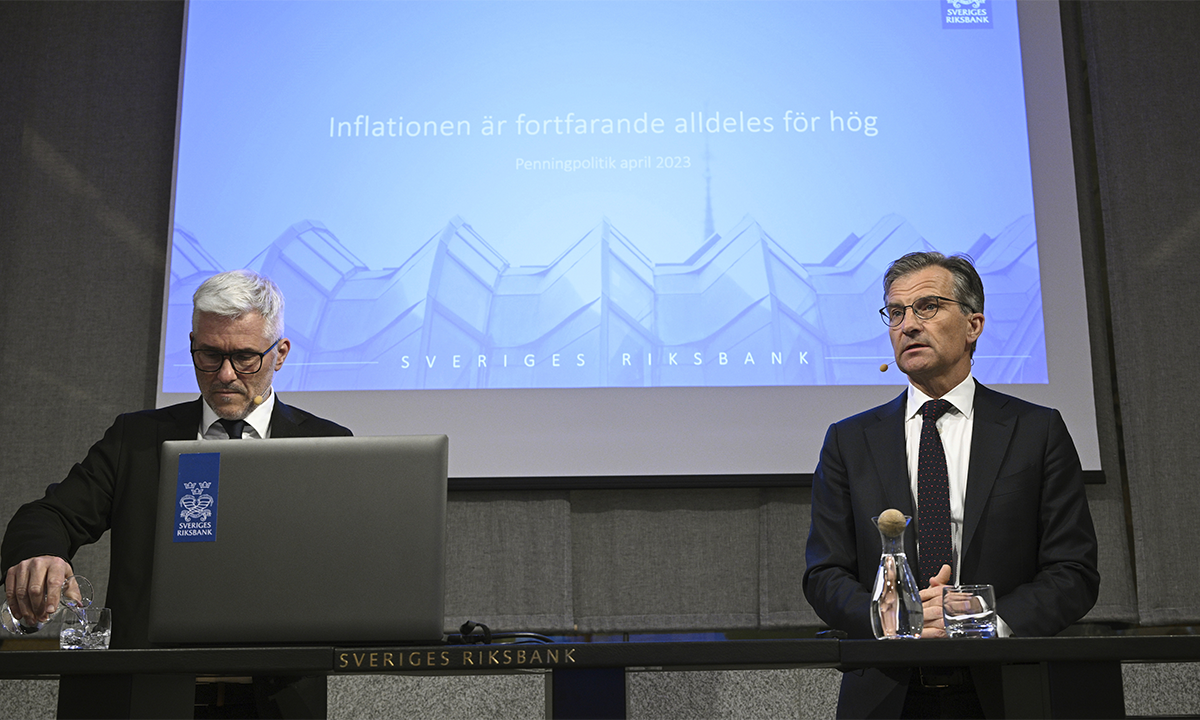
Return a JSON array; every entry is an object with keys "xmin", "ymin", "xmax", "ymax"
[
  {"xmin": 942, "ymin": 584, "xmax": 997, "ymax": 638},
  {"xmin": 59, "ymin": 607, "xmax": 112, "ymax": 650}
]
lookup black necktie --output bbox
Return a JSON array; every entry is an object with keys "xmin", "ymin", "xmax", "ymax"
[
  {"xmin": 218, "ymin": 419, "xmax": 246, "ymax": 440},
  {"xmin": 917, "ymin": 398, "xmax": 953, "ymax": 587}
]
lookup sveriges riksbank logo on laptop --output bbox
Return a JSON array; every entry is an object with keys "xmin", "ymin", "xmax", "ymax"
[
  {"xmin": 174, "ymin": 453, "xmax": 220, "ymax": 543},
  {"xmin": 944, "ymin": 0, "xmax": 992, "ymax": 29},
  {"xmin": 180, "ymin": 482, "xmax": 215, "ymax": 523}
]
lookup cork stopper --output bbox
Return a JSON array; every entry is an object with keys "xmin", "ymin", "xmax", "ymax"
[{"xmin": 877, "ymin": 508, "xmax": 907, "ymax": 538}]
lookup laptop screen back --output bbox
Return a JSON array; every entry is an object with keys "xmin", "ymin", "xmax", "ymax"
[{"xmin": 149, "ymin": 435, "xmax": 447, "ymax": 645}]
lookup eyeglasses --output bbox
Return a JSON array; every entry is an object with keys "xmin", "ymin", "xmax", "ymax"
[
  {"xmin": 879, "ymin": 296, "xmax": 971, "ymax": 327},
  {"xmin": 191, "ymin": 339, "xmax": 280, "ymax": 374}
]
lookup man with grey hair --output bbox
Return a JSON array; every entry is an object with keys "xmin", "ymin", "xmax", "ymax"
[
  {"xmin": 803, "ymin": 252, "xmax": 1098, "ymax": 718},
  {"xmin": 2, "ymin": 269, "xmax": 351, "ymax": 649},
  {"xmin": 190, "ymin": 269, "xmax": 291, "ymax": 428}
]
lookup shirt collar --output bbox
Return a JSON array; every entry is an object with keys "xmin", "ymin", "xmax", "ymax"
[
  {"xmin": 905, "ymin": 374, "xmax": 976, "ymax": 421},
  {"xmin": 200, "ymin": 387, "xmax": 276, "ymax": 438}
]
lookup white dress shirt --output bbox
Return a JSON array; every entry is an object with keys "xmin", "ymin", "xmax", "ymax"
[
  {"xmin": 904, "ymin": 374, "xmax": 975, "ymax": 585},
  {"xmin": 199, "ymin": 388, "xmax": 276, "ymax": 440},
  {"xmin": 904, "ymin": 373, "xmax": 1012, "ymax": 636}
]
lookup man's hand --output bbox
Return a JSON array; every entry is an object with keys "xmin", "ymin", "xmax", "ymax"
[
  {"xmin": 919, "ymin": 563, "xmax": 952, "ymax": 638},
  {"xmin": 4, "ymin": 556, "xmax": 72, "ymax": 626}
]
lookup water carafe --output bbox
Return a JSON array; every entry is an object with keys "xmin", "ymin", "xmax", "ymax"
[
  {"xmin": 1, "ymin": 575, "xmax": 93, "ymax": 634},
  {"xmin": 870, "ymin": 510, "xmax": 923, "ymax": 639}
]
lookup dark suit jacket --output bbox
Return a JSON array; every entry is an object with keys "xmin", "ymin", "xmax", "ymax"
[
  {"xmin": 1, "ymin": 398, "xmax": 352, "ymax": 648},
  {"xmin": 802, "ymin": 382, "xmax": 1099, "ymax": 718}
]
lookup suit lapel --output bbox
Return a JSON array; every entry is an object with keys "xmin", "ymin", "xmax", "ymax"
[
  {"xmin": 864, "ymin": 391, "xmax": 920, "ymax": 568},
  {"xmin": 268, "ymin": 397, "xmax": 305, "ymax": 438},
  {"xmin": 158, "ymin": 399, "xmax": 204, "ymax": 444},
  {"xmin": 864, "ymin": 391, "xmax": 911, "ymax": 514},
  {"xmin": 962, "ymin": 383, "xmax": 1017, "ymax": 559}
]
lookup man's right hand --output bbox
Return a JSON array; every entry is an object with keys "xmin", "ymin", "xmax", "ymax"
[
  {"xmin": 919, "ymin": 563, "xmax": 953, "ymax": 638},
  {"xmin": 4, "ymin": 556, "xmax": 72, "ymax": 626}
]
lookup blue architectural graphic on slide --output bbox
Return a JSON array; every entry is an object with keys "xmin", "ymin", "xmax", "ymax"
[{"xmin": 163, "ymin": 215, "xmax": 1046, "ymax": 392}]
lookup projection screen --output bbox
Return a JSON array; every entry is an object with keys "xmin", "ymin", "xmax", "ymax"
[{"xmin": 159, "ymin": 0, "xmax": 1101, "ymax": 479}]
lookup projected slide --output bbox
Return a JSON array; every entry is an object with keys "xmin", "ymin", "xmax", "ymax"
[{"xmin": 165, "ymin": 0, "xmax": 1045, "ymax": 392}]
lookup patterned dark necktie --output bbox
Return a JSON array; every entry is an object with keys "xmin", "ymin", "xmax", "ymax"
[
  {"xmin": 218, "ymin": 419, "xmax": 246, "ymax": 440},
  {"xmin": 917, "ymin": 398, "xmax": 953, "ymax": 587}
]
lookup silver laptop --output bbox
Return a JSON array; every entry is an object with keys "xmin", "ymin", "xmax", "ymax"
[{"xmin": 149, "ymin": 435, "xmax": 447, "ymax": 645}]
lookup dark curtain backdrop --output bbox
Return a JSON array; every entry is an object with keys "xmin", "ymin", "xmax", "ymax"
[
  {"xmin": 1076, "ymin": 1, "xmax": 1200, "ymax": 626},
  {"xmin": 0, "ymin": 1, "xmax": 183, "ymax": 598},
  {"xmin": 1, "ymin": 0, "xmax": 1191, "ymax": 630}
]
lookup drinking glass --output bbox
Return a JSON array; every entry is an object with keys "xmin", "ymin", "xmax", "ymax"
[
  {"xmin": 60, "ymin": 607, "xmax": 112, "ymax": 650},
  {"xmin": 942, "ymin": 584, "xmax": 997, "ymax": 638}
]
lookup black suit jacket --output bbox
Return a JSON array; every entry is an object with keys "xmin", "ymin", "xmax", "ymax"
[
  {"xmin": 802, "ymin": 382, "xmax": 1099, "ymax": 718},
  {"xmin": 1, "ymin": 398, "xmax": 351, "ymax": 648}
]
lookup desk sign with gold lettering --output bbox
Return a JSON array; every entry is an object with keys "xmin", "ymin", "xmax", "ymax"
[
  {"xmin": 335, "ymin": 646, "xmax": 580, "ymax": 672},
  {"xmin": 334, "ymin": 639, "xmax": 840, "ymax": 673}
]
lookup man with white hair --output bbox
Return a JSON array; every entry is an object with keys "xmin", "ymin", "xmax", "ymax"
[{"xmin": 2, "ymin": 269, "xmax": 351, "ymax": 649}]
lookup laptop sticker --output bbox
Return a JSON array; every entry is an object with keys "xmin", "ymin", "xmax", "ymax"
[{"xmin": 174, "ymin": 452, "xmax": 221, "ymax": 543}]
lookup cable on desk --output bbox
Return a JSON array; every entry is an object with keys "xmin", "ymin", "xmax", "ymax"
[{"xmin": 445, "ymin": 621, "xmax": 553, "ymax": 645}]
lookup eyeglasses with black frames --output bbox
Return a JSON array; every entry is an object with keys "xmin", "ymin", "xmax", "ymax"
[
  {"xmin": 191, "ymin": 339, "xmax": 280, "ymax": 374},
  {"xmin": 879, "ymin": 296, "xmax": 971, "ymax": 327}
]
